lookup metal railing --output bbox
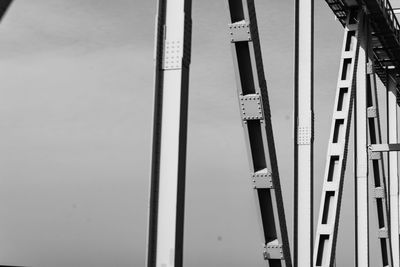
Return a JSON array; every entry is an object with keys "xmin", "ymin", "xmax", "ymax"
[{"xmin": 376, "ymin": 0, "xmax": 400, "ymax": 44}]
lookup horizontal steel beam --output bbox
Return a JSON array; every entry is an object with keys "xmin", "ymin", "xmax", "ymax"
[{"xmin": 369, "ymin": 143, "xmax": 400, "ymax": 152}]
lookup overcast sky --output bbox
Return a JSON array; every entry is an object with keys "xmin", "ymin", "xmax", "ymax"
[{"xmin": 0, "ymin": 0, "xmax": 398, "ymax": 266}]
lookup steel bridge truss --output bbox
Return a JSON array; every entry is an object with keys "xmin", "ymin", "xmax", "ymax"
[
  {"xmin": 0, "ymin": 0, "xmax": 395, "ymax": 265},
  {"xmin": 227, "ymin": 0, "xmax": 292, "ymax": 266},
  {"xmin": 145, "ymin": 0, "xmax": 400, "ymax": 266},
  {"xmin": 2, "ymin": 0, "xmax": 400, "ymax": 266},
  {"xmin": 314, "ymin": 10, "xmax": 396, "ymax": 267}
]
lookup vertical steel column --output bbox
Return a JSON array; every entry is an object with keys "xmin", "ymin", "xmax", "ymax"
[
  {"xmin": 147, "ymin": 0, "xmax": 192, "ymax": 266},
  {"xmin": 313, "ymin": 11, "xmax": 360, "ymax": 267},
  {"xmin": 294, "ymin": 0, "xmax": 314, "ymax": 266},
  {"xmin": 366, "ymin": 62, "xmax": 393, "ymax": 266},
  {"xmin": 227, "ymin": 0, "xmax": 292, "ymax": 266},
  {"xmin": 354, "ymin": 12, "xmax": 369, "ymax": 267},
  {"xmin": 387, "ymin": 73, "xmax": 399, "ymax": 267}
]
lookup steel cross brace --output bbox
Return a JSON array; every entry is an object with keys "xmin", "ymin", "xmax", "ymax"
[
  {"xmin": 366, "ymin": 64, "xmax": 394, "ymax": 267},
  {"xmin": 314, "ymin": 9, "xmax": 394, "ymax": 267},
  {"xmin": 227, "ymin": 0, "xmax": 292, "ymax": 266},
  {"xmin": 314, "ymin": 11, "xmax": 361, "ymax": 267}
]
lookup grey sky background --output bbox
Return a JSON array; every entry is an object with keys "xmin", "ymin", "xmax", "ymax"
[{"xmin": 0, "ymin": 0, "xmax": 398, "ymax": 266}]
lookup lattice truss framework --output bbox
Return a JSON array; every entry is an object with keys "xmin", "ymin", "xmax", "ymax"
[
  {"xmin": 145, "ymin": 0, "xmax": 400, "ymax": 266},
  {"xmin": 1, "ymin": 0, "xmax": 400, "ymax": 266}
]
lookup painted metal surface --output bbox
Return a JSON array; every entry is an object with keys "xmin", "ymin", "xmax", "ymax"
[
  {"xmin": 313, "ymin": 11, "xmax": 360, "ymax": 267},
  {"xmin": 147, "ymin": 0, "xmax": 192, "ymax": 266},
  {"xmin": 294, "ymin": 0, "xmax": 314, "ymax": 266},
  {"xmin": 387, "ymin": 74, "xmax": 399, "ymax": 267},
  {"xmin": 366, "ymin": 62, "xmax": 393, "ymax": 267},
  {"xmin": 369, "ymin": 143, "xmax": 400, "ymax": 152},
  {"xmin": 367, "ymin": 65, "xmax": 393, "ymax": 267},
  {"xmin": 227, "ymin": 0, "xmax": 292, "ymax": 266},
  {"xmin": 0, "ymin": 0, "xmax": 12, "ymax": 21},
  {"xmin": 354, "ymin": 13, "xmax": 369, "ymax": 266}
]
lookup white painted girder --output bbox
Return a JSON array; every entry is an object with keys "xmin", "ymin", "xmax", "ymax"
[
  {"xmin": 313, "ymin": 12, "xmax": 360, "ymax": 267},
  {"xmin": 147, "ymin": 0, "xmax": 192, "ymax": 266},
  {"xmin": 294, "ymin": 0, "xmax": 314, "ymax": 266},
  {"xmin": 354, "ymin": 13, "xmax": 369, "ymax": 266},
  {"xmin": 387, "ymin": 75, "xmax": 399, "ymax": 267}
]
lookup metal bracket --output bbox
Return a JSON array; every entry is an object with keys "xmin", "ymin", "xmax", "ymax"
[
  {"xmin": 378, "ymin": 228, "xmax": 389, "ymax": 239},
  {"xmin": 369, "ymin": 143, "xmax": 400, "ymax": 152},
  {"xmin": 369, "ymin": 150, "xmax": 382, "ymax": 160},
  {"xmin": 240, "ymin": 94, "xmax": 263, "ymax": 120},
  {"xmin": 374, "ymin": 187, "xmax": 385, "ymax": 199},
  {"xmin": 252, "ymin": 168, "xmax": 273, "ymax": 189},
  {"xmin": 297, "ymin": 126, "xmax": 312, "ymax": 145},
  {"xmin": 228, "ymin": 20, "xmax": 251, "ymax": 42},
  {"xmin": 162, "ymin": 40, "xmax": 182, "ymax": 70},
  {"xmin": 367, "ymin": 62, "xmax": 374, "ymax": 74},
  {"xmin": 367, "ymin": 107, "xmax": 377, "ymax": 118},
  {"xmin": 263, "ymin": 240, "xmax": 283, "ymax": 260}
]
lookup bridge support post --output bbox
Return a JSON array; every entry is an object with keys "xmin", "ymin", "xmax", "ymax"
[
  {"xmin": 387, "ymin": 74, "xmax": 399, "ymax": 267},
  {"xmin": 354, "ymin": 12, "xmax": 369, "ymax": 267},
  {"xmin": 146, "ymin": 0, "xmax": 192, "ymax": 266},
  {"xmin": 294, "ymin": 0, "xmax": 314, "ymax": 266}
]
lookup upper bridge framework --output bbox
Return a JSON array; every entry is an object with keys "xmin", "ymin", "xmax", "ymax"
[{"xmin": 326, "ymin": 0, "xmax": 400, "ymax": 85}]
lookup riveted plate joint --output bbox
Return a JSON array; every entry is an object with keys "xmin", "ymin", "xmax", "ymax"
[
  {"xmin": 162, "ymin": 40, "xmax": 183, "ymax": 70},
  {"xmin": 374, "ymin": 187, "xmax": 385, "ymax": 199},
  {"xmin": 240, "ymin": 94, "xmax": 263, "ymax": 120},
  {"xmin": 369, "ymin": 150, "xmax": 382, "ymax": 160},
  {"xmin": 367, "ymin": 107, "xmax": 377, "ymax": 118},
  {"xmin": 367, "ymin": 62, "xmax": 374, "ymax": 74},
  {"xmin": 297, "ymin": 126, "xmax": 312, "ymax": 145},
  {"xmin": 228, "ymin": 20, "xmax": 251, "ymax": 42},
  {"xmin": 252, "ymin": 168, "xmax": 273, "ymax": 189},
  {"xmin": 263, "ymin": 240, "xmax": 283, "ymax": 260},
  {"xmin": 378, "ymin": 228, "xmax": 389, "ymax": 239}
]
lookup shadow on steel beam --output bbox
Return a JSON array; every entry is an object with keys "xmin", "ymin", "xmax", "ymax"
[{"xmin": 0, "ymin": 0, "xmax": 13, "ymax": 22}]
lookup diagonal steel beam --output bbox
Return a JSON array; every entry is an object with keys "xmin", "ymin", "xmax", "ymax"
[
  {"xmin": 313, "ymin": 10, "xmax": 361, "ymax": 267},
  {"xmin": 227, "ymin": 0, "xmax": 292, "ymax": 265},
  {"xmin": 0, "ymin": 0, "xmax": 13, "ymax": 22}
]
